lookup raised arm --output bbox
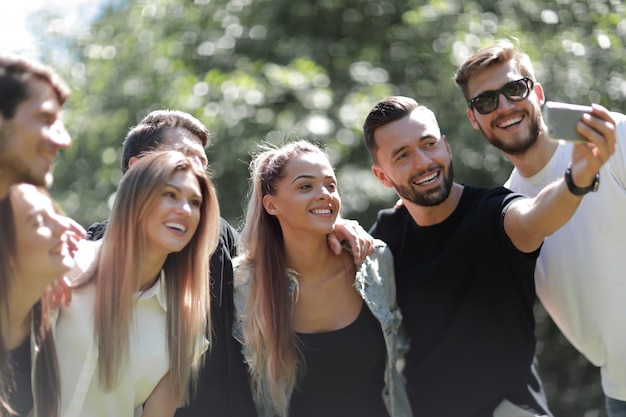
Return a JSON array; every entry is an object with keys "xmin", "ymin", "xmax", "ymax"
[{"xmin": 504, "ymin": 103, "xmax": 616, "ymax": 253}]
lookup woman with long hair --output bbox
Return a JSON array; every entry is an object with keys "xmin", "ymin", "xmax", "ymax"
[
  {"xmin": 0, "ymin": 184, "xmax": 76, "ymax": 416},
  {"xmin": 33, "ymin": 150, "xmax": 220, "ymax": 417},
  {"xmin": 233, "ymin": 140, "xmax": 412, "ymax": 417}
]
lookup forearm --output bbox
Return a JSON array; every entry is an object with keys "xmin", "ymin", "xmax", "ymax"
[{"xmin": 505, "ymin": 177, "xmax": 583, "ymax": 253}]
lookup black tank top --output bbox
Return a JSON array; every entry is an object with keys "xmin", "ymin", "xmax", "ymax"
[
  {"xmin": 289, "ymin": 303, "xmax": 389, "ymax": 417},
  {"xmin": 6, "ymin": 336, "xmax": 33, "ymax": 416}
]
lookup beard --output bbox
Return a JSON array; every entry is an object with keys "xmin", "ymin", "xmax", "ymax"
[
  {"xmin": 479, "ymin": 107, "xmax": 543, "ymax": 156},
  {"xmin": 392, "ymin": 161, "xmax": 454, "ymax": 207}
]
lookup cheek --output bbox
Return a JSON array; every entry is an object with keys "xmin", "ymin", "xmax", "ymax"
[
  {"xmin": 16, "ymin": 231, "xmax": 47, "ymax": 262},
  {"xmin": 189, "ymin": 209, "xmax": 202, "ymax": 233}
]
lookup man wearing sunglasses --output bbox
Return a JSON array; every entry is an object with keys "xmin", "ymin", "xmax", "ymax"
[
  {"xmin": 363, "ymin": 93, "xmax": 615, "ymax": 417},
  {"xmin": 455, "ymin": 40, "xmax": 626, "ymax": 417}
]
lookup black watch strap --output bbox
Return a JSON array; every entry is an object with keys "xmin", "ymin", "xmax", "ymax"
[{"xmin": 564, "ymin": 164, "xmax": 600, "ymax": 196}]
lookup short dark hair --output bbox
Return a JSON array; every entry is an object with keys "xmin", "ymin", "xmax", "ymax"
[
  {"xmin": 121, "ymin": 110, "xmax": 210, "ymax": 173},
  {"xmin": 0, "ymin": 54, "xmax": 70, "ymax": 119},
  {"xmin": 362, "ymin": 96, "xmax": 419, "ymax": 161}
]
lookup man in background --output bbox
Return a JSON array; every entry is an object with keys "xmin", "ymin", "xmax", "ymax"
[{"xmin": 0, "ymin": 54, "xmax": 72, "ymax": 198}]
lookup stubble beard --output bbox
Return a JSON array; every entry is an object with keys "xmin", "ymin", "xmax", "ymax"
[
  {"xmin": 0, "ymin": 129, "xmax": 52, "ymax": 188},
  {"xmin": 393, "ymin": 161, "xmax": 454, "ymax": 207},
  {"xmin": 480, "ymin": 108, "xmax": 543, "ymax": 156}
]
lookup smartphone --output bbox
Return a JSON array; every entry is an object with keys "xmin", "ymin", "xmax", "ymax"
[{"xmin": 543, "ymin": 101, "xmax": 592, "ymax": 143}]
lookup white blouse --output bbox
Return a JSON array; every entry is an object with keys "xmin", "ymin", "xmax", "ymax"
[
  {"xmin": 32, "ymin": 239, "xmax": 208, "ymax": 417},
  {"xmin": 53, "ymin": 272, "xmax": 170, "ymax": 417}
]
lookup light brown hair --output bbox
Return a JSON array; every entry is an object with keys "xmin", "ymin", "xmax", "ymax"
[
  {"xmin": 239, "ymin": 140, "xmax": 330, "ymax": 416},
  {"xmin": 454, "ymin": 39, "xmax": 536, "ymax": 101}
]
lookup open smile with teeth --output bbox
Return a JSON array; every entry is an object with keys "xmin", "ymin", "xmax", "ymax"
[
  {"xmin": 311, "ymin": 208, "xmax": 332, "ymax": 215},
  {"xmin": 414, "ymin": 171, "xmax": 439, "ymax": 186},
  {"xmin": 165, "ymin": 222, "xmax": 186, "ymax": 233},
  {"xmin": 497, "ymin": 115, "xmax": 523, "ymax": 129}
]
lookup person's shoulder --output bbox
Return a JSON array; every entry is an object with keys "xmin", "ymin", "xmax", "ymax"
[
  {"xmin": 218, "ymin": 217, "xmax": 239, "ymax": 244},
  {"xmin": 375, "ymin": 205, "xmax": 409, "ymax": 224},
  {"xmin": 469, "ymin": 184, "xmax": 521, "ymax": 200},
  {"xmin": 68, "ymin": 239, "xmax": 101, "ymax": 282},
  {"xmin": 462, "ymin": 185, "xmax": 525, "ymax": 216},
  {"xmin": 219, "ymin": 217, "xmax": 238, "ymax": 235},
  {"xmin": 366, "ymin": 239, "xmax": 394, "ymax": 263}
]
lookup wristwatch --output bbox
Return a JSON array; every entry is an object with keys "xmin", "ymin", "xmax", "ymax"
[{"xmin": 564, "ymin": 164, "xmax": 600, "ymax": 196}]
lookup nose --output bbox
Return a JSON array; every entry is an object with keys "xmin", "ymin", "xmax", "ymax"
[
  {"xmin": 412, "ymin": 148, "xmax": 433, "ymax": 169},
  {"xmin": 497, "ymin": 92, "xmax": 516, "ymax": 111},
  {"xmin": 49, "ymin": 120, "xmax": 72, "ymax": 148},
  {"xmin": 177, "ymin": 199, "xmax": 193, "ymax": 216},
  {"xmin": 51, "ymin": 212, "xmax": 72, "ymax": 240},
  {"xmin": 317, "ymin": 186, "xmax": 333, "ymax": 200}
]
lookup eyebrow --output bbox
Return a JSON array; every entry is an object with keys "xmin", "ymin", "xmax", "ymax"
[
  {"xmin": 291, "ymin": 174, "xmax": 335, "ymax": 184},
  {"xmin": 390, "ymin": 135, "xmax": 438, "ymax": 157},
  {"xmin": 166, "ymin": 183, "xmax": 202, "ymax": 199}
]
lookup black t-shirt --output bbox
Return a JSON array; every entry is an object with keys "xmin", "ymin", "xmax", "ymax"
[
  {"xmin": 290, "ymin": 303, "xmax": 389, "ymax": 417},
  {"xmin": 371, "ymin": 185, "xmax": 549, "ymax": 417}
]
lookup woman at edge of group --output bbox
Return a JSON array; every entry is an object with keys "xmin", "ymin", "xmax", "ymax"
[
  {"xmin": 0, "ymin": 184, "xmax": 77, "ymax": 417},
  {"xmin": 32, "ymin": 150, "xmax": 220, "ymax": 417},
  {"xmin": 233, "ymin": 140, "xmax": 412, "ymax": 417}
]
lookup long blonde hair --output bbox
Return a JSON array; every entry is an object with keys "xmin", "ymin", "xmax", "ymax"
[
  {"xmin": 94, "ymin": 150, "xmax": 219, "ymax": 400},
  {"xmin": 36, "ymin": 150, "xmax": 219, "ymax": 413},
  {"xmin": 239, "ymin": 140, "xmax": 329, "ymax": 416}
]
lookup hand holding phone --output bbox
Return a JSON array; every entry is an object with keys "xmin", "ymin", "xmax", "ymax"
[{"xmin": 543, "ymin": 101, "xmax": 592, "ymax": 143}]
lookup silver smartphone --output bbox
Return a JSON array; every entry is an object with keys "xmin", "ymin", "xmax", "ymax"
[{"xmin": 543, "ymin": 101, "xmax": 592, "ymax": 143}]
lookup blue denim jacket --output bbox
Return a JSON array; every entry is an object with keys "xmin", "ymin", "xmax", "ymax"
[{"xmin": 232, "ymin": 240, "xmax": 413, "ymax": 417}]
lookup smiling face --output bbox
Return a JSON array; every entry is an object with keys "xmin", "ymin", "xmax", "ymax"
[
  {"xmin": 0, "ymin": 78, "xmax": 71, "ymax": 194},
  {"xmin": 263, "ymin": 152, "xmax": 340, "ymax": 237},
  {"xmin": 143, "ymin": 169, "xmax": 203, "ymax": 257},
  {"xmin": 372, "ymin": 107, "xmax": 454, "ymax": 207},
  {"xmin": 12, "ymin": 183, "xmax": 74, "ymax": 281},
  {"xmin": 465, "ymin": 61, "xmax": 546, "ymax": 156}
]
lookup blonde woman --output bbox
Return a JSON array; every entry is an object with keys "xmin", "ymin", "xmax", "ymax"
[
  {"xmin": 0, "ymin": 184, "xmax": 78, "ymax": 416},
  {"xmin": 33, "ymin": 150, "xmax": 220, "ymax": 417},
  {"xmin": 233, "ymin": 141, "xmax": 412, "ymax": 417}
]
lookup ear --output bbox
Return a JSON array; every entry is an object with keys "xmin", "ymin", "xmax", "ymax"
[
  {"xmin": 466, "ymin": 107, "xmax": 480, "ymax": 130},
  {"xmin": 372, "ymin": 165, "xmax": 394, "ymax": 189},
  {"xmin": 533, "ymin": 82, "xmax": 545, "ymax": 106},
  {"xmin": 128, "ymin": 156, "xmax": 140, "ymax": 169},
  {"xmin": 262, "ymin": 194, "xmax": 278, "ymax": 216}
]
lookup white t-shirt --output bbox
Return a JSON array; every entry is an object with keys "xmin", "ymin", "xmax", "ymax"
[{"xmin": 505, "ymin": 113, "xmax": 626, "ymax": 400}]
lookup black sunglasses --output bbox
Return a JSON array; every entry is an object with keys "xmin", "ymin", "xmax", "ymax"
[{"xmin": 468, "ymin": 77, "xmax": 534, "ymax": 115}]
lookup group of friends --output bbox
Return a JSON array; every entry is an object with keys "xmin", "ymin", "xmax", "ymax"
[{"xmin": 0, "ymin": 38, "xmax": 624, "ymax": 417}]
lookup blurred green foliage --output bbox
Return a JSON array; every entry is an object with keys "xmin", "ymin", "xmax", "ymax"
[{"xmin": 39, "ymin": 0, "xmax": 626, "ymax": 415}]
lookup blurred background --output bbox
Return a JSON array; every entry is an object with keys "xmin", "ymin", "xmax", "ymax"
[{"xmin": 6, "ymin": 0, "xmax": 624, "ymax": 415}]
